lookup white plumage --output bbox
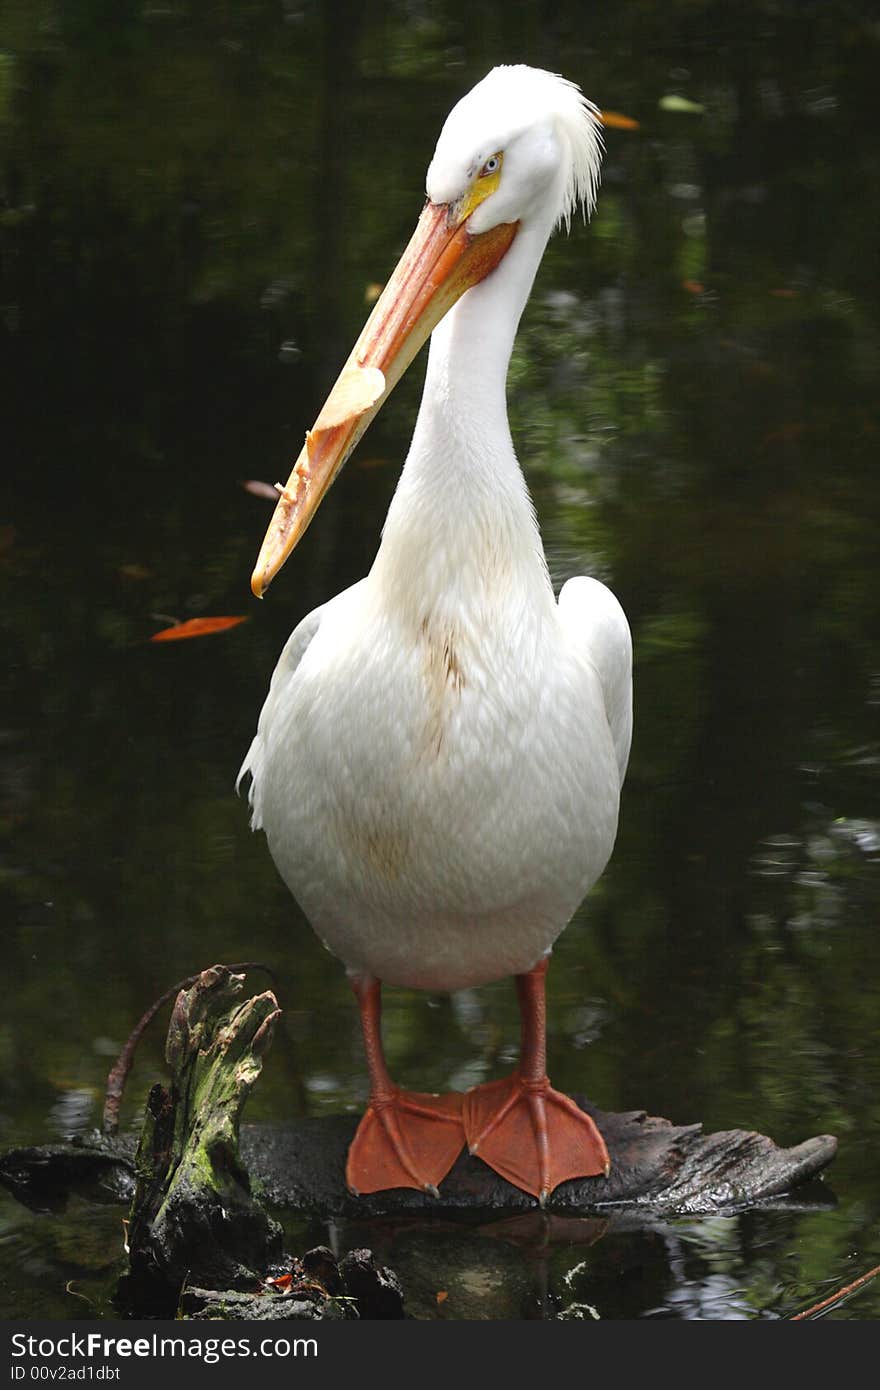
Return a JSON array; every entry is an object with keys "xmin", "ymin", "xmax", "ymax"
[{"xmin": 239, "ymin": 65, "xmax": 632, "ymax": 1199}]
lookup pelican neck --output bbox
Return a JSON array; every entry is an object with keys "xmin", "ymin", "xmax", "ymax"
[{"xmin": 373, "ymin": 215, "xmax": 557, "ymax": 619}]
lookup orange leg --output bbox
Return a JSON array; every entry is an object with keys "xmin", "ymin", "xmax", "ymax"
[
  {"xmin": 463, "ymin": 957, "xmax": 610, "ymax": 1204},
  {"xmin": 345, "ymin": 974, "xmax": 465, "ymax": 1196}
]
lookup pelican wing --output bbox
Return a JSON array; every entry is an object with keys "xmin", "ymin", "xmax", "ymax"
[
  {"xmin": 558, "ymin": 575, "xmax": 633, "ymax": 784},
  {"xmin": 237, "ymin": 583, "xmax": 367, "ymax": 827}
]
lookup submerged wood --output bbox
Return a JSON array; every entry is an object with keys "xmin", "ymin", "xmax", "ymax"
[{"xmin": 180, "ymin": 1247, "xmax": 404, "ymax": 1321}]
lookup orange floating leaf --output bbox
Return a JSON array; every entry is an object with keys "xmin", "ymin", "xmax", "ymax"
[
  {"xmin": 436, "ymin": 1290, "xmax": 449, "ymax": 1304},
  {"xmin": 682, "ymin": 279, "xmax": 705, "ymax": 295},
  {"xmin": 150, "ymin": 616, "xmax": 249, "ymax": 643},
  {"xmin": 599, "ymin": 110, "xmax": 640, "ymax": 131}
]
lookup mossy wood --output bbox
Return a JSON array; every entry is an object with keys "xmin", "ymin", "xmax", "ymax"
[{"xmin": 123, "ymin": 965, "xmax": 283, "ymax": 1301}]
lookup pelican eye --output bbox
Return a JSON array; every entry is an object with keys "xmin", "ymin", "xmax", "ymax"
[{"xmin": 455, "ymin": 152, "xmax": 504, "ymax": 224}]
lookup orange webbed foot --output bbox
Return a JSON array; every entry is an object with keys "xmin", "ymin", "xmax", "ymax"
[
  {"xmin": 463, "ymin": 1073, "xmax": 610, "ymax": 1204},
  {"xmin": 346, "ymin": 1088, "xmax": 465, "ymax": 1196}
]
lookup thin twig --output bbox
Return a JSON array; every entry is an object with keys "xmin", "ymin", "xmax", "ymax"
[
  {"xmin": 65, "ymin": 1281, "xmax": 94, "ymax": 1306},
  {"xmin": 790, "ymin": 1263, "xmax": 880, "ymax": 1320},
  {"xmin": 102, "ymin": 962, "xmax": 276, "ymax": 1134}
]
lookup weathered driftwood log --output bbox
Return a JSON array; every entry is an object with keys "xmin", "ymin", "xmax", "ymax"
[
  {"xmin": 119, "ymin": 965, "xmax": 284, "ymax": 1309},
  {"xmin": 1, "ymin": 1109, "xmax": 837, "ymax": 1222},
  {"xmin": 241, "ymin": 1108, "xmax": 837, "ymax": 1218}
]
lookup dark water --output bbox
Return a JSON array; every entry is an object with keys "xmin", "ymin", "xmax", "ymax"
[{"xmin": 2, "ymin": 2, "xmax": 878, "ymax": 1320}]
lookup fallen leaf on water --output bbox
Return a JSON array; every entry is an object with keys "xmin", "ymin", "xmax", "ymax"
[
  {"xmin": 599, "ymin": 110, "xmax": 640, "ymax": 130},
  {"xmin": 770, "ymin": 288, "xmax": 799, "ymax": 299},
  {"xmin": 682, "ymin": 279, "xmax": 705, "ymax": 295},
  {"xmin": 659, "ymin": 95, "xmax": 705, "ymax": 115},
  {"xmin": 118, "ymin": 562, "xmax": 154, "ymax": 581},
  {"xmin": 149, "ymin": 616, "xmax": 248, "ymax": 643},
  {"xmin": 436, "ymin": 1290, "xmax": 449, "ymax": 1304},
  {"xmin": 242, "ymin": 479, "xmax": 281, "ymax": 501}
]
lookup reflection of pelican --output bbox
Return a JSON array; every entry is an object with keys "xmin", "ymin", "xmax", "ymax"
[{"xmin": 240, "ymin": 65, "xmax": 632, "ymax": 1203}]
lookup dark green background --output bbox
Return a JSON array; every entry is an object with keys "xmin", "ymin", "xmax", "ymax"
[{"xmin": 1, "ymin": 0, "xmax": 878, "ymax": 1318}]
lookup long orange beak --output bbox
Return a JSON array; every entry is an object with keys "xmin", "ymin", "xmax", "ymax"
[{"xmin": 250, "ymin": 202, "xmax": 518, "ymax": 597}]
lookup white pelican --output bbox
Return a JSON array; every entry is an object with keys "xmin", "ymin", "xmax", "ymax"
[{"xmin": 239, "ymin": 65, "xmax": 632, "ymax": 1204}]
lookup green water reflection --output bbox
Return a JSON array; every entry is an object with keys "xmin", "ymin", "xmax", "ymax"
[{"xmin": 1, "ymin": 1, "xmax": 878, "ymax": 1319}]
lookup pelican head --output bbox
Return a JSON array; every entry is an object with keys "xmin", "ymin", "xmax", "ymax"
[
  {"xmin": 427, "ymin": 65, "xmax": 602, "ymax": 234},
  {"xmin": 251, "ymin": 65, "xmax": 602, "ymax": 597}
]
